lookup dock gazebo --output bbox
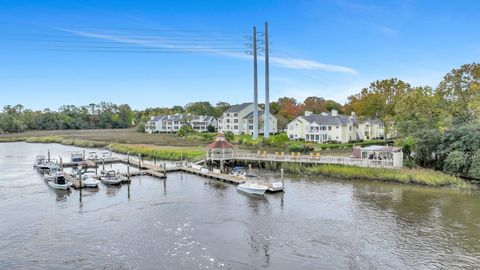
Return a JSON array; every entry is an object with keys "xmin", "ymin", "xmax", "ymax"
[
  {"xmin": 359, "ymin": 145, "xmax": 403, "ymax": 167},
  {"xmin": 207, "ymin": 133, "xmax": 235, "ymax": 161}
]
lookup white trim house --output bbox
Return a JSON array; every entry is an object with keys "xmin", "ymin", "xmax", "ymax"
[
  {"xmin": 145, "ymin": 114, "xmax": 217, "ymax": 133},
  {"xmin": 286, "ymin": 110, "xmax": 385, "ymax": 143},
  {"xmin": 217, "ymin": 103, "xmax": 277, "ymax": 135}
]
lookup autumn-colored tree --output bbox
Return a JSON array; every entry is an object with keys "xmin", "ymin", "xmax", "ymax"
[
  {"xmin": 346, "ymin": 78, "xmax": 411, "ymax": 138},
  {"xmin": 276, "ymin": 97, "xmax": 303, "ymax": 120},
  {"xmin": 436, "ymin": 63, "xmax": 480, "ymax": 124},
  {"xmin": 302, "ymin": 96, "xmax": 326, "ymax": 113}
]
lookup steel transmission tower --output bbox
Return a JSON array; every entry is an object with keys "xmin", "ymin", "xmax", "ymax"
[{"xmin": 263, "ymin": 21, "xmax": 270, "ymax": 138}]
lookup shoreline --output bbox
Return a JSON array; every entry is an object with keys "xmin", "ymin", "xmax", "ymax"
[{"xmin": 0, "ymin": 134, "xmax": 473, "ymax": 189}]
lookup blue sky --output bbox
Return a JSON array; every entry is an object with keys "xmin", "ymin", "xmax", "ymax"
[{"xmin": 1, "ymin": 0, "xmax": 479, "ymax": 110}]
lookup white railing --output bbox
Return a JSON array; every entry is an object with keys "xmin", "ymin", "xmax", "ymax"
[{"xmin": 207, "ymin": 153, "xmax": 396, "ymax": 168}]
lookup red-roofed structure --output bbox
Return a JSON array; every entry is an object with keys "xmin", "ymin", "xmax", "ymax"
[{"xmin": 207, "ymin": 134, "xmax": 235, "ymax": 160}]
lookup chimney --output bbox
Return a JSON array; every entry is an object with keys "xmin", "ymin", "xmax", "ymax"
[
  {"xmin": 304, "ymin": 111, "xmax": 313, "ymax": 117},
  {"xmin": 331, "ymin": 109, "xmax": 338, "ymax": 117}
]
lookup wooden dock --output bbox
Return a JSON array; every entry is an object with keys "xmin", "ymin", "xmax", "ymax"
[{"xmin": 59, "ymin": 156, "xmax": 283, "ymax": 193}]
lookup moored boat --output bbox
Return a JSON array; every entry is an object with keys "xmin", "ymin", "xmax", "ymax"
[
  {"xmin": 80, "ymin": 170, "xmax": 100, "ymax": 188},
  {"xmin": 237, "ymin": 182, "xmax": 268, "ymax": 195},
  {"xmin": 229, "ymin": 166, "xmax": 246, "ymax": 178},
  {"xmin": 87, "ymin": 152, "xmax": 97, "ymax": 160},
  {"xmin": 46, "ymin": 172, "xmax": 71, "ymax": 190},
  {"xmin": 33, "ymin": 155, "xmax": 46, "ymax": 168},
  {"xmin": 71, "ymin": 152, "xmax": 84, "ymax": 163},
  {"xmin": 37, "ymin": 161, "xmax": 59, "ymax": 173},
  {"xmin": 100, "ymin": 170, "xmax": 122, "ymax": 185}
]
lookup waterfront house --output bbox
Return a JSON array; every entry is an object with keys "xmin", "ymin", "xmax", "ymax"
[
  {"xmin": 286, "ymin": 110, "xmax": 385, "ymax": 143},
  {"xmin": 145, "ymin": 114, "xmax": 217, "ymax": 133},
  {"xmin": 189, "ymin": 115, "xmax": 217, "ymax": 132},
  {"xmin": 217, "ymin": 103, "xmax": 277, "ymax": 135}
]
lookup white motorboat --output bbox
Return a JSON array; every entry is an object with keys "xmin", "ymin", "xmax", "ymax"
[
  {"xmin": 37, "ymin": 161, "xmax": 59, "ymax": 173},
  {"xmin": 44, "ymin": 167, "xmax": 62, "ymax": 181},
  {"xmin": 80, "ymin": 171, "xmax": 100, "ymax": 188},
  {"xmin": 33, "ymin": 155, "xmax": 46, "ymax": 168},
  {"xmin": 46, "ymin": 172, "xmax": 71, "ymax": 190},
  {"xmin": 70, "ymin": 152, "xmax": 84, "ymax": 163},
  {"xmin": 237, "ymin": 182, "xmax": 268, "ymax": 195},
  {"xmin": 87, "ymin": 152, "xmax": 97, "ymax": 160},
  {"xmin": 100, "ymin": 170, "xmax": 122, "ymax": 185},
  {"xmin": 229, "ymin": 166, "xmax": 246, "ymax": 178}
]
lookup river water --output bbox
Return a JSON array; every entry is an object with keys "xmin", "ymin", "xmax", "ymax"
[{"xmin": 0, "ymin": 142, "xmax": 479, "ymax": 269}]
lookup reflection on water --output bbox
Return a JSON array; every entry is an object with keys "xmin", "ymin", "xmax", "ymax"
[{"xmin": 0, "ymin": 142, "xmax": 479, "ymax": 269}]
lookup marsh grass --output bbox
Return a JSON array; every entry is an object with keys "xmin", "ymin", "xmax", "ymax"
[
  {"xmin": 278, "ymin": 163, "xmax": 471, "ymax": 188},
  {"xmin": 108, "ymin": 143, "xmax": 205, "ymax": 161}
]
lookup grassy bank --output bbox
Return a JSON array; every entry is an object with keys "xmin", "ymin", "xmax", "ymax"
[
  {"xmin": 276, "ymin": 163, "xmax": 471, "ymax": 188},
  {"xmin": 0, "ymin": 134, "xmax": 205, "ymax": 161},
  {"xmin": 108, "ymin": 143, "xmax": 205, "ymax": 161}
]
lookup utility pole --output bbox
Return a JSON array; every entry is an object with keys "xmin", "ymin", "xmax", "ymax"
[
  {"xmin": 253, "ymin": 26, "xmax": 259, "ymax": 139},
  {"xmin": 264, "ymin": 21, "xmax": 270, "ymax": 138}
]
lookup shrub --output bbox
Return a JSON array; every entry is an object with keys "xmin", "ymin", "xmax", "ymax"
[
  {"xmin": 266, "ymin": 133, "xmax": 289, "ymax": 147},
  {"xmin": 443, "ymin": 151, "xmax": 468, "ymax": 176},
  {"xmin": 288, "ymin": 142, "xmax": 314, "ymax": 153},
  {"xmin": 136, "ymin": 122, "xmax": 145, "ymax": 133},
  {"xmin": 224, "ymin": 131, "xmax": 234, "ymax": 142},
  {"xmin": 176, "ymin": 124, "xmax": 195, "ymax": 137},
  {"xmin": 207, "ymin": 124, "xmax": 216, "ymax": 133},
  {"xmin": 468, "ymin": 150, "xmax": 480, "ymax": 179}
]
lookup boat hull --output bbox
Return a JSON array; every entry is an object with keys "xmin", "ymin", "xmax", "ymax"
[
  {"xmin": 101, "ymin": 179, "xmax": 122, "ymax": 185},
  {"xmin": 82, "ymin": 178, "xmax": 100, "ymax": 188},
  {"xmin": 47, "ymin": 181, "xmax": 71, "ymax": 190},
  {"xmin": 237, "ymin": 184, "xmax": 268, "ymax": 195}
]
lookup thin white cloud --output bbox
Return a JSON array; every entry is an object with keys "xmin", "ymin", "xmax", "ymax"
[
  {"xmin": 52, "ymin": 27, "xmax": 357, "ymax": 74},
  {"xmin": 270, "ymin": 56, "xmax": 357, "ymax": 74}
]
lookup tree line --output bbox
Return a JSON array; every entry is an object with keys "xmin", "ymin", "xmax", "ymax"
[{"xmin": 0, "ymin": 102, "xmax": 134, "ymax": 132}]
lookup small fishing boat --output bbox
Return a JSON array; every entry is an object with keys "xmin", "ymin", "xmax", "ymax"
[
  {"xmin": 44, "ymin": 167, "xmax": 62, "ymax": 182},
  {"xmin": 237, "ymin": 182, "xmax": 268, "ymax": 195},
  {"xmin": 87, "ymin": 152, "xmax": 97, "ymax": 160},
  {"xmin": 33, "ymin": 155, "xmax": 46, "ymax": 168},
  {"xmin": 80, "ymin": 171, "xmax": 100, "ymax": 188},
  {"xmin": 46, "ymin": 172, "xmax": 71, "ymax": 190},
  {"xmin": 100, "ymin": 170, "xmax": 122, "ymax": 185},
  {"xmin": 70, "ymin": 152, "xmax": 84, "ymax": 163},
  {"xmin": 100, "ymin": 151, "xmax": 110, "ymax": 159},
  {"xmin": 37, "ymin": 161, "xmax": 59, "ymax": 173},
  {"xmin": 229, "ymin": 166, "xmax": 246, "ymax": 178}
]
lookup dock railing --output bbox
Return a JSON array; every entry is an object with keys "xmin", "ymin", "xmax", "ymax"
[{"xmin": 208, "ymin": 152, "xmax": 397, "ymax": 168}]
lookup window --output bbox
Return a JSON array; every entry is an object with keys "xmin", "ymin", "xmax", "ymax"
[
  {"xmin": 234, "ymin": 113, "xmax": 238, "ymax": 117},
  {"xmin": 234, "ymin": 125, "xmax": 238, "ymax": 130},
  {"xmin": 349, "ymin": 126, "xmax": 352, "ymax": 131},
  {"xmin": 234, "ymin": 119, "xmax": 238, "ymax": 123},
  {"xmin": 328, "ymin": 126, "xmax": 332, "ymax": 131},
  {"xmin": 336, "ymin": 126, "xmax": 339, "ymax": 129},
  {"xmin": 226, "ymin": 119, "xmax": 230, "ymax": 123}
]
